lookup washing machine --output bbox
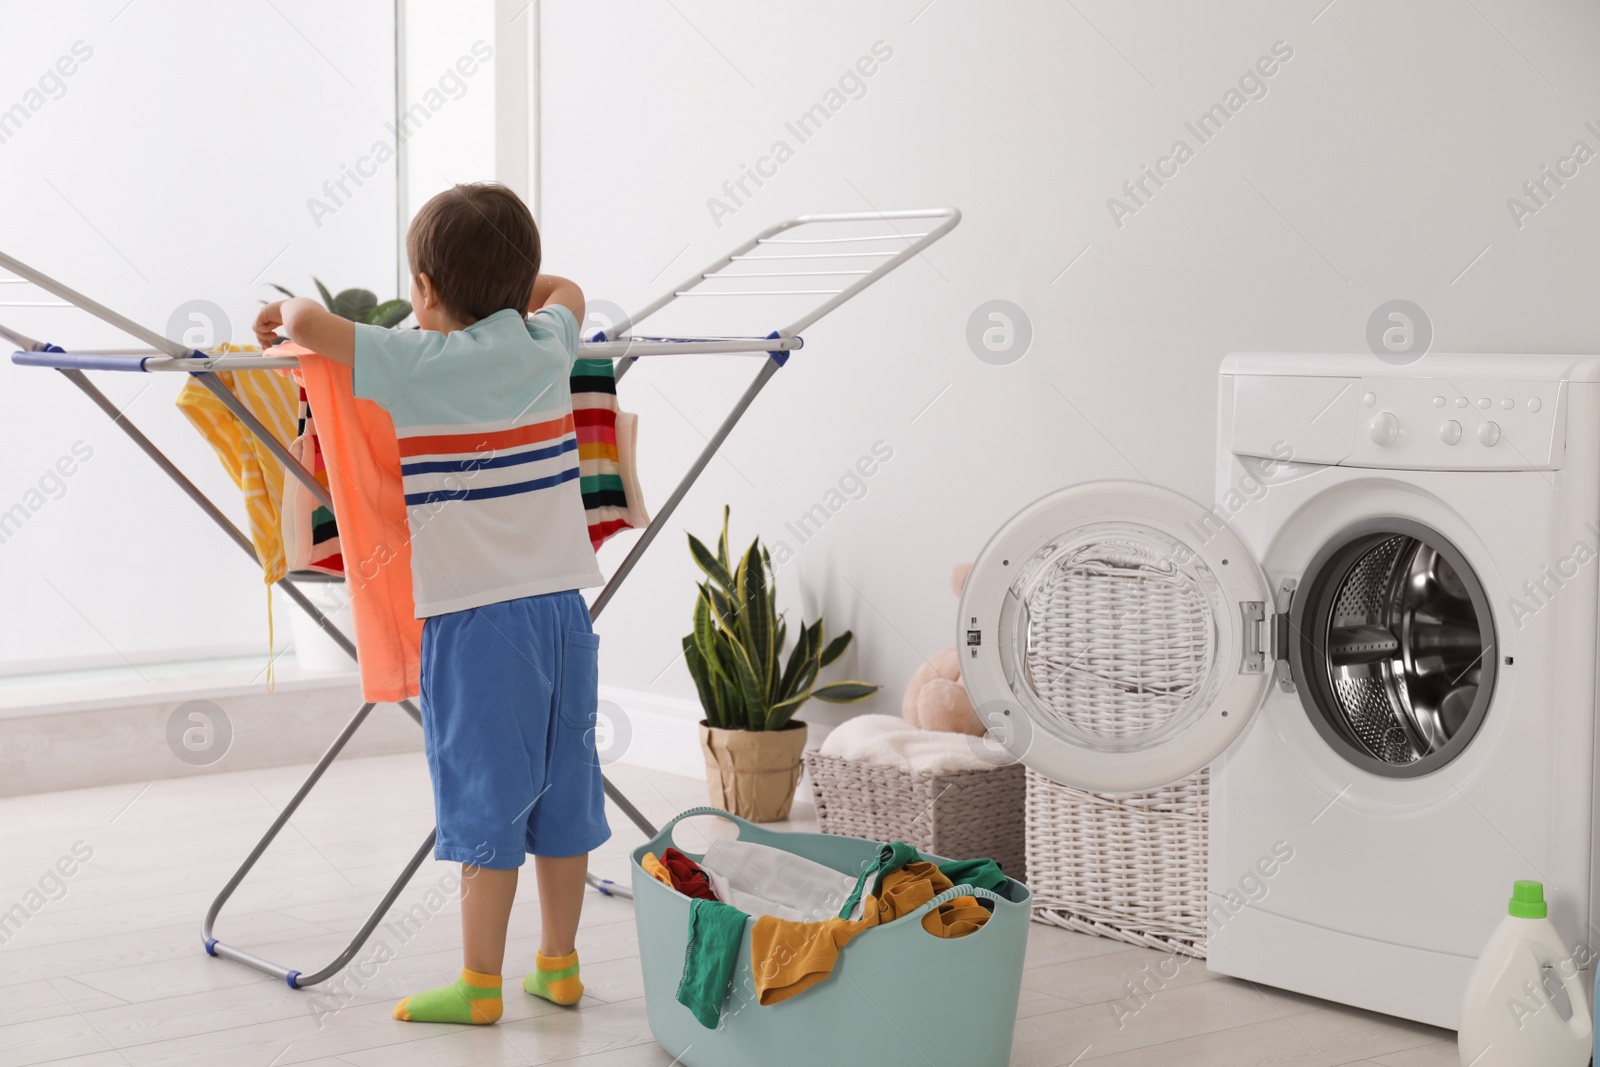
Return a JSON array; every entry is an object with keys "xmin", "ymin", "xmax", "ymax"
[{"xmin": 959, "ymin": 352, "xmax": 1600, "ymax": 1028}]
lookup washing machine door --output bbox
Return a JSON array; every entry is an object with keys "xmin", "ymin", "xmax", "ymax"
[{"xmin": 958, "ymin": 481, "xmax": 1274, "ymax": 793}]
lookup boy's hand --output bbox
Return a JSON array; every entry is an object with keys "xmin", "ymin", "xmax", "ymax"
[
  {"xmin": 529, "ymin": 274, "xmax": 584, "ymax": 325},
  {"xmin": 252, "ymin": 296, "xmax": 356, "ymax": 365},
  {"xmin": 254, "ymin": 301, "xmax": 286, "ymax": 348}
]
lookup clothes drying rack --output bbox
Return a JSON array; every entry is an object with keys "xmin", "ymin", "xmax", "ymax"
[{"xmin": 2, "ymin": 206, "xmax": 960, "ymax": 989}]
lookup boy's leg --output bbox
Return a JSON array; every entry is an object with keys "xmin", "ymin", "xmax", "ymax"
[
  {"xmin": 463, "ymin": 864, "xmax": 519, "ymax": 974},
  {"xmin": 396, "ymin": 604, "xmax": 541, "ymax": 1026},
  {"xmin": 522, "ymin": 592, "xmax": 610, "ymax": 1007},
  {"xmin": 535, "ymin": 853, "xmax": 587, "ymax": 956},
  {"xmin": 392, "ymin": 863, "xmax": 515, "ymax": 1024},
  {"xmin": 525, "ymin": 852, "xmax": 588, "ymax": 1005}
]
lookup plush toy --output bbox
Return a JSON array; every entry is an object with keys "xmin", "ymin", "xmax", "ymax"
[{"xmin": 902, "ymin": 563, "xmax": 985, "ymax": 737}]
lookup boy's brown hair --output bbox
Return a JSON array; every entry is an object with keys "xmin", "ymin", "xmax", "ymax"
[{"xmin": 406, "ymin": 182, "xmax": 540, "ymax": 325}]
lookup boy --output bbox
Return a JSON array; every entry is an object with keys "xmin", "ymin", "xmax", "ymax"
[{"xmin": 254, "ymin": 182, "xmax": 609, "ymax": 1025}]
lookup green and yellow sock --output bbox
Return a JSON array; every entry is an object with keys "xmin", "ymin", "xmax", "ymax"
[
  {"xmin": 524, "ymin": 950, "xmax": 583, "ymax": 1006},
  {"xmin": 392, "ymin": 968, "xmax": 503, "ymax": 1024}
]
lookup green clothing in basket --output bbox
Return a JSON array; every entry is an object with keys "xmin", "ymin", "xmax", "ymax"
[
  {"xmin": 837, "ymin": 842, "xmax": 921, "ymax": 919},
  {"xmin": 677, "ymin": 898, "xmax": 748, "ymax": 1028},
  {"xmin": 837, "ymin": 844, "xmax": 1011, "ymax": 920},
  {"xmin": 938, "ymin": 858, "xmax": 1010, "ymax": 895}
]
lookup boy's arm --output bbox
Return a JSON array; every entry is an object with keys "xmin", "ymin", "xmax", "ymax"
[
  {"xmin": 528, "ymin": 275, "xmax": 585, "ymax": 325},
  {"xmin": 254, "ymin": 298, "xmax": 356, "ymax": 365}
]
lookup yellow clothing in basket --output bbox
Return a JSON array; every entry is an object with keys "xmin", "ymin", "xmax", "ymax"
[
  {"xmin": 641, "ymin": 852, "xmax": 675, "ymax": 888},
  {"xmin": 751, "ymin": 861, "xmax": 992, "ymax": 1005}
]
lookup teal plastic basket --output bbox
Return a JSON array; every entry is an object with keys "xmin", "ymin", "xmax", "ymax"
[{"xmin": 632, "ymin": 806, "xmax": 1031, "ymax": 1067}]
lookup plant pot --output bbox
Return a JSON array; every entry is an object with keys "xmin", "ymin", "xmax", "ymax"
[{"xmin": 698, "ymin": 720, "xmax": 808, "ymax": 823}]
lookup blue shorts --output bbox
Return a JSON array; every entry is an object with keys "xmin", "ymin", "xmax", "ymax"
[{"xmin": 419, "ymin": 589, "xmax": 611, "ymax": 869}]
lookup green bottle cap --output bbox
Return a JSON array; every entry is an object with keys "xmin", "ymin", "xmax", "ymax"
[{"xmin": 1508, "ymin": 880, "xmax": 1547, "ymax": 919}]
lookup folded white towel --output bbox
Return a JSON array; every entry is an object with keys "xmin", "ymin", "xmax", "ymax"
[{"xmin": 817, "ymin": 714, "xmax": 998, "ymax": 776}]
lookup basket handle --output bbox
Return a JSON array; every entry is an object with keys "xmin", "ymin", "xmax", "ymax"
[
  {"xmin": 640, "ymin": 805, "xmax": 791, "ymax": 857},
  {"xmin": 891, "ymin": 883, "xmax": 1008, "ymax": 939}
]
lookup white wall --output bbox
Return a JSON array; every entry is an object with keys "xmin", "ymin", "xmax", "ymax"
[
  {"xmin": 0, "ymin": 1, "xmax": 398, "ymax": 673},
  {"xmin": 532, "ymin": 0, "xmax": 1600, "ymax": 730}
]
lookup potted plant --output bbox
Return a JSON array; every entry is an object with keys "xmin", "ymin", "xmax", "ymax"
[
  {"xmin": 682, "ymin": 507, "xmax": 879, "ymax": 822},
  {"xmin": 266, "ymin": 278, "xmax": 412, "ymax": 328}
]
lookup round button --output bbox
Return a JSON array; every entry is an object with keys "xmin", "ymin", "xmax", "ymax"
[
  {"xmin": 1369, "ymin": 411, "xmax": 1400, "ymax": 447},
  {"xmin": 1432, "ymin": 396, "xmax": 1446, "ymax": 407},
  {"xmin": 1440, "ymin": 420, "xmax": 1462, "ymax": 445},
  {"xmin": 1478, "ymin": 422, "xmax": 1501, "ymax": 446},
  {"xmin": 1455, "ymin": 397, "xmax": 1469, "ymax": 408},
  {"xmin": 1362, "ymin": 391, "xmax": 1377, "ymax": 407},
  {"xmin": 1500, "ymin": 398, "xmax": 1514, "ymax": 410},
  {"xmin": 1529, "ymin": 397, "xmax": 1543, "ymax": 413},
  {"xmin": 1477, "ymin": 398, "xmax": 1492, "ymax": 409}
]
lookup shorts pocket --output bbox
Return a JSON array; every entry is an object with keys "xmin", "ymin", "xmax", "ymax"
[{"xmin": 556, "ymin": 630, "xmax": 602, "ymax": 730}]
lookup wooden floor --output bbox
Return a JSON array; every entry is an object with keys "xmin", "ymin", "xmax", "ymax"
[{"xmin": 0, "ymin": 752, "xmax": 1458, "ymax": 1066}]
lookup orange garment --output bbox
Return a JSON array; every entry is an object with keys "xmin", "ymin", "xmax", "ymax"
[
  {"xmin": 750, "ymin": 901, "xmax": 879, "ymax": 1006},
  {"xmin": 751, "ymin": 862, "xmax": 991, "ymax": 1005},
  {"xmin": 640, "ymin": 852, "xmax": 674, "ymax": 887},
  {"xmin": 876, "ymin": 862, "xmax": 992, "ymax": 939},
  {"xmin": 287, "ymin": 345, "xmax": 423, "ymax": 702}
]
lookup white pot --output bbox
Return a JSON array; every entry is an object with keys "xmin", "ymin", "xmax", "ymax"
[{"xmin": 285, "ymin": 579, "xmax": 357, "ymax": 673}]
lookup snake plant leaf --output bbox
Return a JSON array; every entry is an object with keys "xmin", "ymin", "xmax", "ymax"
[
  {"xmin": 727, "ymin": 640, "xmax": 767, "ymax": 730},
  {"xmin": 819, "ymin": 630, "xmax": 853, "ymax": 668},
  {"xmin": 689, "ymin": 533, "xmax": 737, "ymax": 594},
  {"xmin": 810, "ymin": 681, "xmax": 881, "ymax": 703},
  {"xmin": 777, "ymin": 618, "xmax": 817, "ymax": 700},
  {"xmin": 683, "ymin": 636, "xmax": 721, "ymax": 727},
  {"xmin": 770, "ymin": 617, "xmax": 789, "ymax": 703},
  {"xmin": 367, "ymin": 298, "xmax": 412, "ymax": 328},
  {"xmin": 313, "ymin": 277, "xmax": 338, "ymax": 312},
  {"xmin": 737, "ymin": 540, "xmax": 773, "ymax": 687},
  {"xmin": 266, "ymin": 283, "xmax": 296, "ymax": 300},
  {"xmin": 707, "ymin": 584, "xmax": 737, "ymax": 632},
  {"xmin": 717, "ymin": 505, "xmax": 731, "ymax": 571},
  {"xmin": 713, "ymin": 629, "xmax": 745, "ymax": 722},
  {"xmin": 789, "ymin": 654, "xmax": 820, "ymax": 707},
  {"xmin": 765, "ymin": 690, "xmax": 810, "ymax": 731},
  {"xmin": 693, "ymin": 590, "xmax": 724, "ymax": 679},
  {"xmin": 333, "ymin": 287, "xmax": 378, "ymax": 323}
]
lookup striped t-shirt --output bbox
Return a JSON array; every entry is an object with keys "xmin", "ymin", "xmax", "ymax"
[{"xmin": 352, "ymin": 305, "xmax": 604, "ymax": 618}]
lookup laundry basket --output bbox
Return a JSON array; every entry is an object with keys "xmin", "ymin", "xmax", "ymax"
[
  {"xmin": 805, "ymin": 752, "xmax": 1027, "ymax": 881},
  {"xmin": 1026, "ymin": 768, "xmax": 1209, "ymax": 957},
  {"xmin": 633, "ymin": 806, "xmax": 1031, "ymax": 1067}
]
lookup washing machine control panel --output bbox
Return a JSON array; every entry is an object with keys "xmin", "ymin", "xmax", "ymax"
[{"xmin": 1231, "ymin": 375, "xmax": 1567, "ymax": 471}]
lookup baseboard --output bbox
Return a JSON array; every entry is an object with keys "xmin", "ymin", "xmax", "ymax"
[
  {"xmin": 0, "ymin": 677, "xmax": 419, "ymax": 797},
  {"xmin": 599, "ymin": 685, "xmax": 707, "ymax": 780},
  {"xmin": 2, "ymin": 678, "xmax": 827, "ymax": 798}
]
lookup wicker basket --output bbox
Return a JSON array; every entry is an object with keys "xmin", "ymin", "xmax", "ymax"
[
  {"xmin": 1025, "ymin": 767, "xmax": 1209, "ymax": 957},
  {"xmin": 805, "ymin": 753, "xmax": 1027, "ymax": 881}
]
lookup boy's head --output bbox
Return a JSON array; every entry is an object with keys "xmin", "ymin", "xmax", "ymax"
[{"xmin": 406, "ymin": 182, "xmax": 540, "ymax": 329}]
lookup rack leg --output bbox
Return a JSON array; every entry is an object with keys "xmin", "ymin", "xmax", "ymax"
[{"xmin": 202, "ymin": 700, "xmax": 441, "ymax": 987}]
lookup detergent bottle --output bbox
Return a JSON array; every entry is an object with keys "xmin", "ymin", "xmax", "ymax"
[{"xmin": 1457, "ymin": 881, "xmax": 1591, "ymax": 1066}]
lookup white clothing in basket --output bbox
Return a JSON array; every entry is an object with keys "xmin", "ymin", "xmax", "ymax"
[{"xmin": 699, "ymin": 839, "xmax": 859, "ymax": 923}]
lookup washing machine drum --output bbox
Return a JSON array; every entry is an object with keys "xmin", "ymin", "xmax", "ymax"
[{"xmin": 957, "ymin": 482, "xmax": 1496, "ymax": 793}]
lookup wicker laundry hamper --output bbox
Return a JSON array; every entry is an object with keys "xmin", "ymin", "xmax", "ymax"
[
  {"xmin": 805, "ymin": 752, "xmax": 1027, "ymax": 881},
  {"xmin": 1025, "ymin": 767, "xmax": 1209, "ymax": 957}
]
